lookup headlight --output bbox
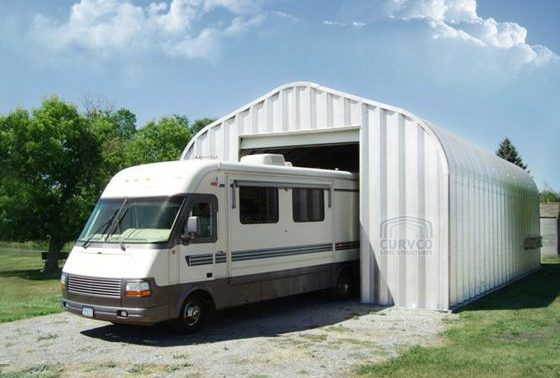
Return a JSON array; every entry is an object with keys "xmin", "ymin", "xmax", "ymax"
[
  {"xmin": 60, "ymin": 272, "xmax": 68, "ymax": 291},
  {"xmin": 125, "ymin": 281, "xmax": 151, "ymax": 297}
]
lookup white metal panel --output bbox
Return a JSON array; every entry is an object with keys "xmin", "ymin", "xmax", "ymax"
[
  {"xmin": 359, "ymin": 105, "xmax": 378, "ymax": 304},
  {"xmin": 240, "ymin": 127, "xmax": 359, "ymax": 150},
  {"xmin": 431, "ymin": 125, "xmax": 540, "ymax": 308},
  {"xmin": 181, "ymin": 82, "xmax": 539, "ymax": 311},
  {"xmin": 358, "ymin": 108, "xmax": 449, "ymax": 309}
]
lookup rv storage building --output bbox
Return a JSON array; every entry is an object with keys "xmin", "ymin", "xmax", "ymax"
[{"xmin": 181, "ymin": 82, "xmax": 540, "ymax": 311}]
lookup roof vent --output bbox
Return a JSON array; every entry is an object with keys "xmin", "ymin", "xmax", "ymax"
[{"xmin": 240, "ymin": 154, "xmax": 287, "ymax": 166}]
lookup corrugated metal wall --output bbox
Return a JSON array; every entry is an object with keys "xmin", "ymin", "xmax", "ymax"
[
  {"xmin": 432, "ymin": 126, "xmax": 541, "ymax": 308},
  {"xmin": 359, "ymin": 106, "xmax": 449, "ymax": 310},
  {"xmin": 182, "ymin": 82, "xmax": 540, "ymax": 310}
]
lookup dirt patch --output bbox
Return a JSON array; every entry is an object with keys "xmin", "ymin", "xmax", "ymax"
[{"xmin": 0, "ymin": 294, "xmax": 451, "ymax": 377}]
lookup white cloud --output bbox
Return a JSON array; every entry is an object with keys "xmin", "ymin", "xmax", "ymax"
[
  {"xmin": 324, "ymin": 20, "xmax": 365, "ymax": 28},
  {"xmin": 30, "ymin": 0, "xmax": 264, "ymax": 60},
  {"xmin": 225, "ymin": 14, "xmax": 266, "ymax": 36},
  {"xmin": 385, "ymin": 0, "xmax": 558, "ymax": 66},
  {"xmin": 270, "ymin": 11, "xmax": 300, "ymax": 23},
  {"xmin": 388, "ymin": 0, "xmax": 478, "ymax": 23}
]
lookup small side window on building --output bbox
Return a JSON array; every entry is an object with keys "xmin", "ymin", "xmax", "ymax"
[
  {"xmin": 292, "ymin": 188, "xmax": 325, "ymax": 222},
  {"xmin": 240, "ymin": 187, "xmax": 279, "ymax": 224}
]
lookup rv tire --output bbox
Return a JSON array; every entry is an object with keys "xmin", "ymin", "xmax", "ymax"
[
  {"xmin": 172, "ymin": 294, "xmax": 206, "ymax": 334},
  {"xmin": 330, "ymin": 269, "xmax": 354, "ymax": 300}
]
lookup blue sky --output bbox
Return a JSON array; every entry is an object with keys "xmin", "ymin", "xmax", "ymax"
[{"xmin": 1, "ymin": 0, "xmax": 559, "ymax": 189}]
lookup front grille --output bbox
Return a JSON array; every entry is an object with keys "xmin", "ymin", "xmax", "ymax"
[{"xmin": 68, "ymin": 275, "xmax": 122, "ymax": 298}]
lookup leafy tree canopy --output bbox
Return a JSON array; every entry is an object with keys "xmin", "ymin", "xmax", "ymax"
[
  {"xmin": 0, "ymin": 97, "xmax": 101, "ymax": 272},
  {"xmin": 172, "ymin": 114, "xmax": 190, "ymax": 129},
  {"xmin": 88, "ymin": 107, "xmax": 136, "ymax": 141},
  {"xmin": 125, "ymin": 115, "xmax": 191, "ymax": 166},
  {"xmin": 539, "ymin": 182, "xmax": 560, "ymax": 203},
  {"xmin": 87, "ymin": 107, "xmax": 137, "ymax": 186},
  {"xmin": 190, "ymin": 117, "xmax": 215, "ymax": 135},
  {"xmin": 540, "ymin": 188, "xmax": 560, "ymax": 203},
  {"xmin": 496, "ymin": 137, "xmax": 528, "ymax": 170}
]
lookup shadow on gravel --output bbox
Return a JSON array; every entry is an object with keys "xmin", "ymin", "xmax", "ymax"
[{"xmin": 81, "ymin": 293, "xmax": 383, "ymax": 347}]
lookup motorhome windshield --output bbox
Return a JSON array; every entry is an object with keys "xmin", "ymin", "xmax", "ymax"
[{"xmin": 78, "ymin": 197, "xmax": 183, "ymax": 244}]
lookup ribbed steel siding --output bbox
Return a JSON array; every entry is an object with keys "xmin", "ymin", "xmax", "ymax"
[
  {"xmin": 432, "ymin": 126, "xmax": 540, "ymax": 308},
  {"xmin": 182, "ymin": 84, "xmax": 363, "ymax": 161},
  {"xmin": 360, "ymin": 108, "xmax": 449, "ymax": 310}
]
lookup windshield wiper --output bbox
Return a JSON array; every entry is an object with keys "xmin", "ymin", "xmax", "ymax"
[
  {"xmin": 114, "ymin": 207, "xmax": 130, "ymax": 251},
  {"xmin": 81, "ymin": 207, "xmax": 120, "ymax": 249}
]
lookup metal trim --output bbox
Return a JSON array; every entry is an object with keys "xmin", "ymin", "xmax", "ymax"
[
  {"xmin": 185, "ymin": 254, "xmax": 214, "ymax": 266},
  {"xmin": 235, "ymin": 179, "xmax": 331, "ymax": 191},
  {"xmin": 231, "ymin": 242, "xmax": 332, "ymax": 262},
  {"xmin": 335, "ymin": 241, "xmax": 360, "ymax": 251}
]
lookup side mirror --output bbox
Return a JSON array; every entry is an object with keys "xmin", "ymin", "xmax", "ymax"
[
  {"xmin": 181, "ymin": 216, "xmax": 201, "ymax": 245},
  {"xmin": 186, "ymin": 216, "xmax": 201, "ymax": 237}
]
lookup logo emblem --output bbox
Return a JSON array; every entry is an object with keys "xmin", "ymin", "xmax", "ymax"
[{"xmin": 379, "ymin": 216, "xmax": 433, "ymax": 256}]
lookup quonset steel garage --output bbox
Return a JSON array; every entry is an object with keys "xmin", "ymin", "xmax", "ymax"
[{"xmin": 181, "ymin": 82, "xmax": 541, "ymax": 311}]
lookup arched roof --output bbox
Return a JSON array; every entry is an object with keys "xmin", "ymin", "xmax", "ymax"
[
  {"xmin": 430, "ymin": 123, "xmax": 536, "ymax": 190},
  {"xmin": 182, "ymin": 81, "xmax": 535, "ymax": 191}
]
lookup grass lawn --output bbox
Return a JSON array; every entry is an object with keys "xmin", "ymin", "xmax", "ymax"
[
  {"xmin": 358, "ymin": 257, "xmax": 560, "ymax": 377},
  {"xmin": 0, "ymin": 247, "xmax": 63, "ymax": 323}
]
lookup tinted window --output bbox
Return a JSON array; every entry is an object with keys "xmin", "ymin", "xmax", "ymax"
[
  {"xmin": 240, "ymin": 187, "xmax": 278, "ymax": 224},
  {"xmin": 292, "ymin": 188, "xmax": 324, "ymax": 222},
  {"xmin": 190, "ymin": 202, "xmax": 213, "ymax": 238},
  {"xmin": 79, "ymin": 197, "xmax": 183, "ymax": 244}
]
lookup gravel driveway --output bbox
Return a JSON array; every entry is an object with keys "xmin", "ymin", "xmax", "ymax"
[{"xmin": 0, "ymin": 294, "xmax": 450, "ymax": 377}]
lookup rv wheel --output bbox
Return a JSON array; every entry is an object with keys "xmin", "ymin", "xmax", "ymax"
[
  {"xmin": 172, "ymin": 295, "xmax": 206, "ymax": 334},
  {"xmin": 330, "ymin": 270, "xmax": 353, "ymax": 300}
]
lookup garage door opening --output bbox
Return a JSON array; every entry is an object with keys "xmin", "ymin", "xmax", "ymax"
[{"xmin": 241, "ymin": 143, "xmax": 359, "ymax": 172}]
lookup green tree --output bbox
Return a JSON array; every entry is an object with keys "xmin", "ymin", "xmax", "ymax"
[
  {"xmin": 190, "ymin": 117, "xmax": 215, "ymax": 135},
  {"xmin": 125, "ymin": 115, "xmax": 191, "ymax": 166},
  {"xmin": 540, "ymin": 189, "xmax": 560, "ymax": 203},
  {"xmin": 496, "ymin": 137, "xmax": 528, "ymax": 170},
  {"xmin": 87, "ymin": 107, "xmax": 137, "ymax": 186},
  {"xmin": 113, "ymin": 108, "xmax": 137, "ymax": 139},
  {"xmin": 0, "ymin": 97, "xmax": 101, "ymax": 273},
  {"xmin": 172, "ymin": 114, "xmax": 190, "ymax": 129}
]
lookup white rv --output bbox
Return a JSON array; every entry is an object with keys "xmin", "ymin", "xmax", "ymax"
[{"xmin": 61, "ymin": 154, "xmax": 359, "ymax": 332}]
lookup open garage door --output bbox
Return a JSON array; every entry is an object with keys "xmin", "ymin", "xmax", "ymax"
[{"xmin": 240, "ymin": 128, "xmax": 360, "ymax": 172}]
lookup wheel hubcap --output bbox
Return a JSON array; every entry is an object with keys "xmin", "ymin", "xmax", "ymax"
[
  {"xmin": 339, "ymin": 277, "xmax": 350, "ymax": 296},
  {"xmin": 184, "ymin": 302, "xmax": 201, "ymax": 326}
]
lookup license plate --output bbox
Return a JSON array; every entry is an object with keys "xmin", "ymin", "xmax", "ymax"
[{"xmin": 82, "ymin": 306, "xmax": 94, "ymax": 318}]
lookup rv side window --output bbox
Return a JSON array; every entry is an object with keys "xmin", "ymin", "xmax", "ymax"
[
  {"xmin": 239, "ymin": 186, "xmax": 278, "ymax": 224},
  {"xmin": 292, "ymin": 188, "xmax": 325, "ymax": 222},
  {"xmin": 190, "ymin": 202, "xmax": 213, "ymax": 238}
]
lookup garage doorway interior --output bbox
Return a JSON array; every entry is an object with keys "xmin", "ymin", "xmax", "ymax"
[{"xmin": 240, "ymin": 143, "xmax": 359, "ymax": 172}]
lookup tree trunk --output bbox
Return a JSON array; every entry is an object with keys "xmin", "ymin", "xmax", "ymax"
[{"xmin": 43, "ymin": 238, "xmax": 65, "ymax": 274}]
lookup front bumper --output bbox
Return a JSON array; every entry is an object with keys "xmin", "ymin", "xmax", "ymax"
[{"xmin": 61, "ymin": 298, "xmax": 169, "ymax": 325}]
